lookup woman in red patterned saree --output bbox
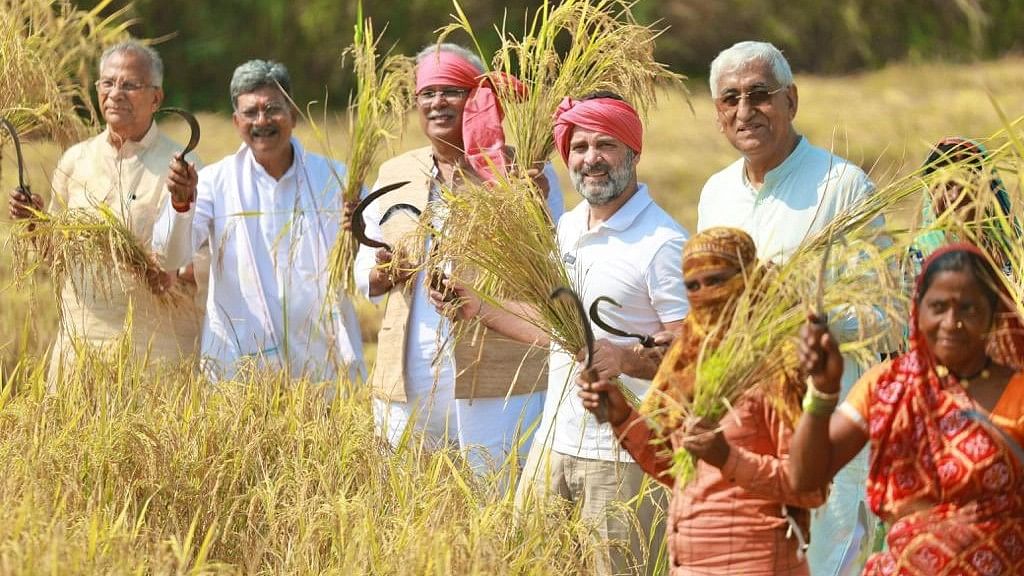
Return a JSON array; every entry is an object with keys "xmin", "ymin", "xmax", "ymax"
[{"xmin": 790, "ymin": 243, "xmax": 1024, "ymax": 575}]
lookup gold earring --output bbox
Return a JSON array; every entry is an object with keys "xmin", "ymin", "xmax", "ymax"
[{"xmin": 956, "ymin": 320, "xmax": 964, "ymax": 329}]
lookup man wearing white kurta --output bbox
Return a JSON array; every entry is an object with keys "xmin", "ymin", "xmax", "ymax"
[
  {"xmin": 697, "ymin": 41, "xmax": 879, "ymax": 576},
  {"xmin": 356, "ymin": 44, "xmax": 563, "ymax": 477},
  {"xmin": 153, "ymin": 60, "xmax": 366, "ymax": 384}
]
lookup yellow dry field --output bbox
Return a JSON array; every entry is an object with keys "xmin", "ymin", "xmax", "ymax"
[{"xmin": 0, "ymin": 58, "xmax": 1022, "ymax": 573}]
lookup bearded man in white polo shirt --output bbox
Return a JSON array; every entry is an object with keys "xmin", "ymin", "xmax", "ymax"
[
  {"xmin": 509, "ymin": 92, "xmax": 688, "ymax": 576},
  {"xmin": 697, "ymin": 41, "xmax": 879, "ymax": 576}
]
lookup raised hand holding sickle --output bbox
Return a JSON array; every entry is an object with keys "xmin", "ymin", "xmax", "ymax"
[
  {"xmin": 159, "ymin": 108, "xmax": 200, "ymax": 208},
  {"xmin": 3, "ymin": 116, "xmax": 44, "ymax": 222}
]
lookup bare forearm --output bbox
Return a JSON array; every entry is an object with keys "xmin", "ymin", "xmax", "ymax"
[
  {"xmin": 478, "ymin": 301, "xmax": 549, "ymax": 346},
  {"xmin": 788, "ymin": 413, "xmax": 837, "ymax": 492}
]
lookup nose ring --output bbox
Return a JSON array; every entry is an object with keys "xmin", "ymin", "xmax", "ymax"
[{"xmin": 956, "ymin": 320, "xmax": 963, "ymax": 329}]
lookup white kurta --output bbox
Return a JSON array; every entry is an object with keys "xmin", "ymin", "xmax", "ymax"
[
  {"xmin": 358, "ymin": 161, "xmax": 564, "ymax": 475},
  {"xmin": 153, "ymin": 138, "xmax": 369, "ymax": 384},
  {"xmin": 697, "ymin": 136, "xmax": 879, "ymax": 576}
]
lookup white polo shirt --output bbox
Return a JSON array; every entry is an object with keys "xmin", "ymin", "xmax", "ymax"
[{"xmin": 537, "ymin": 184, "xmax": 688, "ymax": 462}]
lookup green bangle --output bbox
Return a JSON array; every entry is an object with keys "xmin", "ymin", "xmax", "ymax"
[{"xmin": 802, "ymin": 387, "xmax": 839, "ymax": 416}]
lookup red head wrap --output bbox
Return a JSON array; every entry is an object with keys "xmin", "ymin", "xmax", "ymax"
[
  {"xmin": 416, "ymin": 50, "xmax": 524, "ymax": 183},
  {"xmin": 552, "ymin": 97, "xmax": 643, "ymax": 165}
]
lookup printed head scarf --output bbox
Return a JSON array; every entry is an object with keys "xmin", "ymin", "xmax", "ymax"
[
  {"xmin": 416, "ymin": 50, "xmax": 525, "ymax": 183},
  {"xmin": 913, "ymin": 137, "xmax": 1019, "ymax": 271},
  {"xmin": 552, "ymin": 96, "xmax": 643, "ymax": 165},
  {"xmin": 639, "ymin": 227, "xmax": 756, "ymax": 432},
  {"xmin": 865, "ymin": 242, "xmax": 1024, "ymax": 521}
]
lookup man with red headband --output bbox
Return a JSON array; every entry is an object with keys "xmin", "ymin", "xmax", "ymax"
[
  {"xmin": 352, "ymin": 44, "xmax": 564, "ymax": 479},
  {"xmin": 516, "ymin": 91, "xmax": 688, "ymax": 575}
]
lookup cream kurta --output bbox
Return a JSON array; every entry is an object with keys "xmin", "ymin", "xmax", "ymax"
[{"xmin": 48, "ymin": 122, "xmax": 203, "ymax": 380}]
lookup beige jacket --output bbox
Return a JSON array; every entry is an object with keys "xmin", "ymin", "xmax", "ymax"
[{"xmin": 369, "ymin": 146, "xmax": 547, "ymax": 402}]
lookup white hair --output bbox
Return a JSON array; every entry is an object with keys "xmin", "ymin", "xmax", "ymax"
[
  {"xmin": 709, "ymin": 41, "xmax": 793, "ymax": 97},
  {"xmin": 99, "ymin": 40, "xmax": 164, "ymax": 88},
  {"xmin": 415, "ymin": 43, "xmax": 485, "ymax": 74}
]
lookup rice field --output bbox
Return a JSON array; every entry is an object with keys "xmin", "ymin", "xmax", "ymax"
[{"xmin": 1, "ymin": 57, "xmax": 1023, "ymax": 572}]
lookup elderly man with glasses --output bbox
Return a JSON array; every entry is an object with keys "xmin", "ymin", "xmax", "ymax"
[
  {"xmin": 349, "ymin": 43, "xmax": 564, "ymax": 478},
  {"xmin": 153, "ymin": 59, "xmax": 369, "ymax": 389},
  {"xmin": 697, "ymin": 41, "xmax": 881, "ymax": 576},
  {"xmin": 7, "ymin": 40, "xmax": 203, "ymax": 383}
]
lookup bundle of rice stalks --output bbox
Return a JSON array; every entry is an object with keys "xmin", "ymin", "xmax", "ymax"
[
  {"xmin": 0, "ymin": 0, "xmax": 132, "ymax": 148},
  {"xmin": 430, "ymin": 170, "xmax": 585, "ymax": 353},
  {"xmin": 440, "ymin": 0, "xmax": 686, "ymax": 168},
  {"xmin": 10, "ymin": 203, "xmax": 186, "ymax": 308},
  {"xmin": 659, "ymin": 236, "xmax": 904, "ymax": 485},
  {"xmin": 325, "ymin": 2, "xmax": 415, "ymax": 295}
]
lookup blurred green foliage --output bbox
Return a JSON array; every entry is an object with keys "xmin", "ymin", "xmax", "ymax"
[{"xmin": 80, "ymin": 0, "xmax": 1024, "ymax": 111}]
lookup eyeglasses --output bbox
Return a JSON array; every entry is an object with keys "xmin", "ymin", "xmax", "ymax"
[
  {"xmin": 714, "ymin": 86, "xmax": 785, "ymax": 113},
  {"xmin": 416, "ymin": 88, "xmax": 470, "ymax": 105},
  {"xmin": 235, "ymin": 103, "xmax": 290, "ymax": 122},
  {"xmin": 95, "ymin": 79, "xmax": 154, "ymax": 93}
]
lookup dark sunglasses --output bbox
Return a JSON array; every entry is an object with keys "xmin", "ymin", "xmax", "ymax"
[{"xmin": 714, "ymin": 86, "xmax": 784, "ymax": 113}]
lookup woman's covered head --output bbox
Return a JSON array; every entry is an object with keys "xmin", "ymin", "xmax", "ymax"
[
  {"xmin": 916, "ymin": 245, "xmax": 1002, "ymax": 370},
  {"xmin": 682, "ymin": 227, "xmax": 756, "ymax": 330}
]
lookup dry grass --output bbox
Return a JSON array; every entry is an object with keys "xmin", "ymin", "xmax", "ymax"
[{"xmin": 325, "ymin": 4, "xmax": 415, "ymax": 294}]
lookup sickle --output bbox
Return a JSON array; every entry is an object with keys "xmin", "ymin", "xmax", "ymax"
[
  {"xmin": 589, "ymin": 296, "xmax": 655, "ymax": 347},
  {"xmin": 551, "ymin": 286, "xmax": 608, "ymax": 422},
  {"xmin": 1, "ymin": 116, "xmax": 30, "ymax": 194},
  {"xmin": 381, "ymin": 203, "xmax": 422, "ymax": 225},
  {"xmin": 351, "ymin": 180, "xmax": 411, "ymax": 251},
  {"xmin": 158, "ymin": 107, "xmax": 200, "ymax": 162}
]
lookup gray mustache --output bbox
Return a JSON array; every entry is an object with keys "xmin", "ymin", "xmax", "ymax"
[{"xmin": 251, "ymin": 126, "xmax": 279, "ymax": 138}]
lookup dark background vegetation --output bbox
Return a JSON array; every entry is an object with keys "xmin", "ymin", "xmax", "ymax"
[{"xmin": 82, "ymin": 0, "xmax": 1023, "ymax": 111}]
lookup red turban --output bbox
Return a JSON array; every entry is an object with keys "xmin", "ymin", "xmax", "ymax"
[
  {"xmin": 552, "ymin": 97, "xmax": 643, "ymax": 164},
  {"xmin": 416, "ymin": 51, "xmax": 524, "ymax": 183}
]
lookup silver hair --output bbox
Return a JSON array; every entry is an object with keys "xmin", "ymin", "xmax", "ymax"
[
  {"xmin": 230, "ymin": 59, "xmax": 292, "ymax": 108},
  {"xmin": 709, "ymin": 41, "xmax": 794, "ymax": 97},
  {"xmin": 99, "ymin": 41, "xmax": 164, "ymax": 88},
  {"xmin": 414, "ymin": 43, "xmax": 485, "ymax": 74}
]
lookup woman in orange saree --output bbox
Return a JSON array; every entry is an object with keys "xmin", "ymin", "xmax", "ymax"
[{"xmin": 791, "ymin": 243, "xmax": 1024, "ymax": 575}]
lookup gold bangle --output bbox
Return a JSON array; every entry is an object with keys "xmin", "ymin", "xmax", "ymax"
[{"xmin": 805, "ymin": 375, "xmax": 840, "ymax": 402}]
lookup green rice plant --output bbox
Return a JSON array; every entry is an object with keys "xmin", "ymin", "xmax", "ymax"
[
  {"xmin": 326, "ymin": 1, "xmax": 415, "ymax": 294},
  {"xmin": 439, "ymin": 0, "xmax": 686, "ymax": 169},
  {"xmin": 9, "ymin": 203, "xmax": 187, "ymax": 309}
]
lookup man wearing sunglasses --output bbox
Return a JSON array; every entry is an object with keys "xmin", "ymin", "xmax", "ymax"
[
  {"xmin": 349, "ymin": 43, "xmax": 565, "ymax": 481},
  {"xmin": 7, "ymin": 40, "xmax": 203, "ymax": 385},
  {"xmin": 697, "ymin": 41, "xmax": 880, "ymax": 576},
  {"xmin": 153, "ymin": 59, "xmax": 370, "ymax": 391}
]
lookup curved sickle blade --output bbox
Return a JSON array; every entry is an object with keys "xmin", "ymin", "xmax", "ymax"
[
  {"xmin": 381, "ymin": 203, "xmax": 422, "ymax": 225},
  {"xmin": 158, "ymin": 107, "xmax": 201, "ymax": 160},
  {"xmin": 588, "ymin": 295, "xmax": 655, "ymax": 347},
  {"xmin": 551, "ymin": 286, "xmax": 608, "ymax": 422},
  {"xmin": 1, "ymin": 116, "xmax": 29, "ymax": 191},
  {"xmin": 352, "ymin": 180, "xmax": 411, "ymax": 250}
]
